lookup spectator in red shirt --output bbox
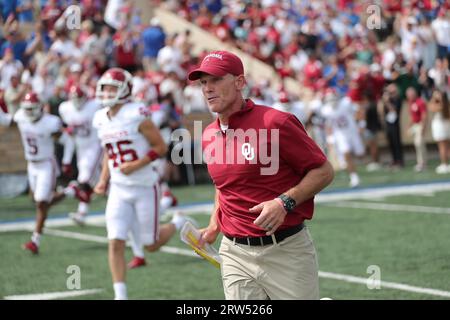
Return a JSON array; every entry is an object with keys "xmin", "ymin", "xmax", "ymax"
[
  {"xmin": 41, "ymin": 0, "xmax": 63, "ymax": 31},
  {"xmin": 302, "ymin": 53, "xmax": 323, "ymax": 91},
  {"xmin": 188, "ymin": 51, "xmax": 334, "ymax": 300},
  {"xmin": 383, "ymin": 0, "xmax": 403, "ymax": 15},
  {"xmin": 113, "ymin": 26, "xmax": 138, "ymax": 73},
  {"xmin": 195, "ymin": 5, "xmax": 212, "ymax": 30},
  {"xmin": 406, "ymin": 87, "xmax": 428, "ymax": 171},
  {"xmin": 369, "ymin": 63, "xmax": 386, "ymax": 101}
]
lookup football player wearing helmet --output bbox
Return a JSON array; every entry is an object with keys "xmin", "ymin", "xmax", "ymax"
[
  {"xmin": 57, "ymin": 85, "xmax": 102, "ymax": 225},
  {"xmin": 93, "ymin": 68, "xmax": 192, "ymax": 300},
  {"xmin": 0, "ymin": 92, "xmax": 63, "ymax": 254}
]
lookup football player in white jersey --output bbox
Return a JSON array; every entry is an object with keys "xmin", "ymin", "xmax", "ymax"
[
  {"xmin": 92, "ymin": 68, "xmax": 190, "ymax": 300},
  {"xmin": 58, "ymin": 85, "xmax": 103, "ymax": 225},
  {"xmin": 321, "ymin": 90, "xmax": 364, "ymax": 187},
  {"xmin": 0, "ymin": 92, "xmax": 62, "ymax": 254}
]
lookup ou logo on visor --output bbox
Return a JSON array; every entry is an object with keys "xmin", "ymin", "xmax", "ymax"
[{"xmin": 241, "ymin": 143, "xmax": 255, "ymax": 161}]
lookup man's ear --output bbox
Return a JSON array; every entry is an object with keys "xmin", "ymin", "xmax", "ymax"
[{"xmin": 235, "ymin": 75, "xmax": 246, "ymax": 90}]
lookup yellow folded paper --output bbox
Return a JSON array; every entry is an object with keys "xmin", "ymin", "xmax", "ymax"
[{"xmin": 180, "ymin": 221, "xmax": 221, "ymax": 269}]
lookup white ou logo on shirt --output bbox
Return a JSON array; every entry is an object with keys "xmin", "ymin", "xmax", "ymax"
[{"xmin": 241, "ymin": 143, "xmax": 255, "ymax": 161}]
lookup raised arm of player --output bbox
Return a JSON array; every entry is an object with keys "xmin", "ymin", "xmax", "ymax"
[{"xmin": 119, "ymin": 118, "xmax": 168, "ymax": 175}]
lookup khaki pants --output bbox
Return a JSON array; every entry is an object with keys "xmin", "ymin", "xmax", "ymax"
[
  {"xmin": 411, "ymin": 123, "xmax": 427, "ymax": 167},
  {"xmin": 219, "ymin": 227, "xmax": 319, "ymax": 300}
]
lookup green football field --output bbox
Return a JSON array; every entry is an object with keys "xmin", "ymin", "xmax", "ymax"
[{"xmin": 1, "ymin": 160, "xmax": 450, "ymax": 300}]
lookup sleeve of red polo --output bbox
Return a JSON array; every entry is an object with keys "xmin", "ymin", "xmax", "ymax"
[{"xmin": 279, "ymin": 114, "xmax": 327, "ymax": 176}]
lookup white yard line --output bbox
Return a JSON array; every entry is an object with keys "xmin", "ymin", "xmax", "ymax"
[
  {"xmin": 43, "ymin": 228, "xmax": 108, "ymax": 244},
  {"xmin": 319, "ymin": 271, "xmax": 450, "ymax": 298},
  {"xmin": 315, "ymin": 181, "xmax": 450, "ymax": 203},
  {"xmin": 4, "ymin": 289, "xmax": 103, "ymax": 300},
  {"xmin": 4, "ymin": 181, "xmax": 450, "ymax": 232},
  {"xmin": 43, "ymin": 228, "xmax": 198, "ymax": 258},
  {"xmin": 323, "ymin": 201, "xmax": 450, "ymax": 215},
  {"xmin": 40, "ymin": 227, "xmax": 450, "ymax": 299},
  {"xmin": 0, "ymin": 215, "xmax": 107, "ymax": 232}
]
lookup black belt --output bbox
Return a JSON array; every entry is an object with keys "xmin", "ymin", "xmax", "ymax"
[{"xmin": 225, "ymin": 223, "xmax": 305, "ymax": 246}]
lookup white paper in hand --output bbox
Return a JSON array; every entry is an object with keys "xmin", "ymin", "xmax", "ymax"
[{"xmin": 180, "ymin": 221, "xmax": 222, "ymax": 268}]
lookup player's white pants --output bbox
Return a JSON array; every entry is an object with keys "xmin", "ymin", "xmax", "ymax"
[
  {"xmin": 106, "ymin": 183, "xmax": 160, "ymax": 246},
  {"xmin": 334, "ymin": 130, "xmax": 365, "ymax": 156},
  {"xmin": 76, "ymin": 145, "xmax": 103, "ymax": 186},
  {"xmin": 27, "ymin": 158, "xmax": 58, "ymax": 202}
]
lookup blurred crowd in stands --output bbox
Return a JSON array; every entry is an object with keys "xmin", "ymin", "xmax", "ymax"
[{"xmin": 0, "ymin": 0, "xmax": 450, "ymax": 184}]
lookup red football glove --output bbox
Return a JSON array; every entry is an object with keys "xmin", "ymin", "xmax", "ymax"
[
  {"xmin": 65, "ymin": 126, "xmax": 75, "ymax": 136},
  {"xmin": 62, "ymin": 164, "xmax": 73, "ymax": 178}
]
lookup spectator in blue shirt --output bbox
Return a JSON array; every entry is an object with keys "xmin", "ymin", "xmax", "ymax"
[
  {"xmin": 319, "ymin": 23, "xmax": 338, "ymax": 56},
  {"xmin": 323, "ymin": 56, "xmax": 345, "ymax": 88},
  {"xmin": 16, "ymin": 0, "xmax": 34, "ymax": 23},
  {"xmin": 142, "ymin": 17, "xmax": 166, "ymax": 72},
  {"xmin": 205, "ymin": 0, "xmax": 222, "ymax": 15},
  {"xmin": 0, "ymin": 0, "xmax": 17, "ymax": 21},
  {"xmin": 0, "ymin": 30, "xmax": 28, "ymax": 64}
]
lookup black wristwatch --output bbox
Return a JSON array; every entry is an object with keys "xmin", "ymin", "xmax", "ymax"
[{"xmin": 277, "ymin": 194, "xmax": 296, "ymax": 212}]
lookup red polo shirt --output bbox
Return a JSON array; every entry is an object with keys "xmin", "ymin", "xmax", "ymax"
[
  {"xmin": 409, "ymin": 98, "xmax": 427, "ymax": 124},
  {"xmin": 202, "ymin": 99, "xmax": 327, "ymax": 238}
]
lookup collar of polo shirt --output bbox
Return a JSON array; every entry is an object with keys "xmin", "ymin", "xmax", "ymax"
[{"xmin": 214, "ymin": 99, "xmax": 255, "ymax": 133}]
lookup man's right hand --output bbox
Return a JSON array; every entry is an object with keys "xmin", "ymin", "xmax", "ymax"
[
  {"xmin": 94, "ymin": 180, "xmax": 108, "ymax": 195},
  {"xmin": 199, "ymin": 225, "xmax": 220, "ymax": 247}
]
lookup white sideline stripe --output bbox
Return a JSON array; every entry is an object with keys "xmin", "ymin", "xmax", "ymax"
[
  {"xmin": 43, "ymin": 228, "xmax": 198, "ymax": 258},
  {"xmin": 323, "ymin": 201, "xmax": 450, "ymax": 215},
  {"xmin": 167, "ymin": 204, "xmax": 212, "ymax": 215},
  {"xmin": 44, "ymin": 227, "xmax": 450, "ymax": 299},
  {"xmin": 319, "ymin": 271, "xmax": 450, "ymax": 298},
  {"xmin": 160, "ymin": 246, "xmax": 198, "ymax": 257},
  {"xmin": 4, "ymin": 288, "xmax": 103, "ymax": 300},
  {"xmin": 3, "ymin": 181, "xmax": 450, "ymax": 232},
  {"xmin": 44, "ymin": 228, "xmax": 108, "ymax": 243},
  {"xmin": 315, "ymin": 181, "xmax": 450, "ymax": 203},
  {"xmin": 0, "ymin": 215, "xmax": 107, "ymax": 232}
]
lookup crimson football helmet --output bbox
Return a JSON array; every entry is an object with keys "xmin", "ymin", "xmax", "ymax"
[
  {"xmin": 21, "ymin": 92, "xmax": 43, "ymax": 122},
  {"xmin": 95, "ymin": 68, "xmax": 133, "ymax": 108},
  {"xmin": 68, "ymin": 85, "xmax": 86, "ymax": 110}
]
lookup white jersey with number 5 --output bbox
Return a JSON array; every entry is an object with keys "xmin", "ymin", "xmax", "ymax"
[
  {"xmin": 14, "ymin": 110, "xmax": 62, "ymax": 161},
  {"xmin": 93, "ymin": 102, "xmax": 158, "ymax": 187}
]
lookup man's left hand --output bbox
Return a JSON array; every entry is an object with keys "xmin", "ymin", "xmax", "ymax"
[{"xmin": 250, "ymin": 200, "xmax": 287, "ymax": 235}]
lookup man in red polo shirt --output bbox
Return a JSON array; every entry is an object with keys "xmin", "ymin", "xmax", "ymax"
[
  {"xmin": 188, "ymin": 51, "xmax": 334, "ymax": 300},
  {"xmin": 406, "ymin": 87, "xmax": 428, "ymax": 172}
]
